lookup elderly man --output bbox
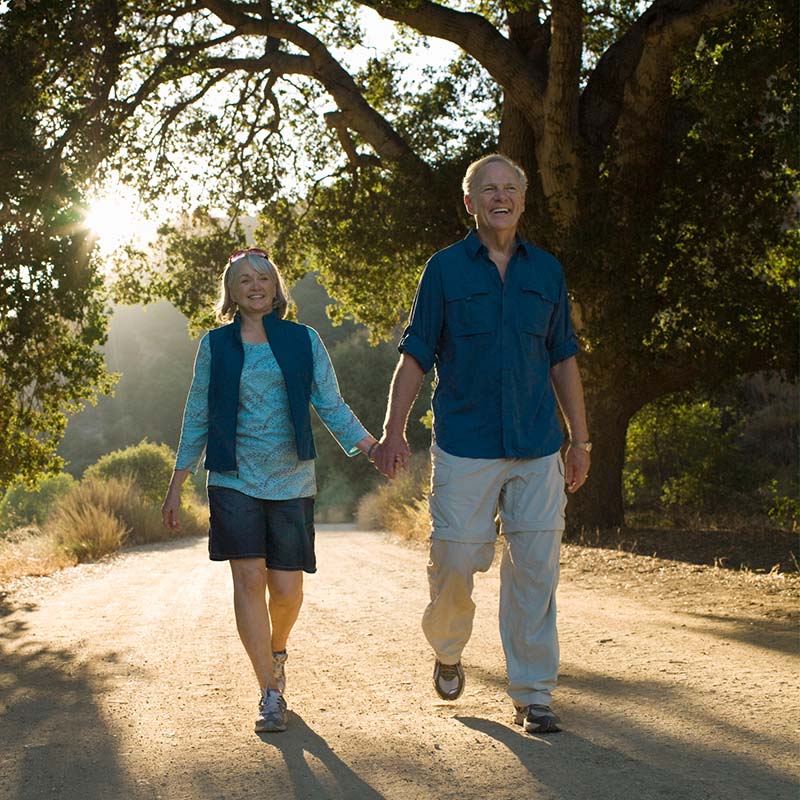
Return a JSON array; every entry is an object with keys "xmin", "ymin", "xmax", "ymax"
[{"xmin": 375, "ymin": 154, "xmax": 590, "ymax": 733}]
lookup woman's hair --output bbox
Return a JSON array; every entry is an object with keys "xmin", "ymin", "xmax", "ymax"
[
  {"xmin": 214, "ymin": 249, "xmax": 290, "ymax": 322},
  {"xmin": 462, "ymin": 153, "xmax": 528, "ymax": 197}
]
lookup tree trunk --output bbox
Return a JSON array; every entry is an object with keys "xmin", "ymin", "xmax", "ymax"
[{"xmin": 564, "ymin": 376, "xmax": 638, "ymax": 532}]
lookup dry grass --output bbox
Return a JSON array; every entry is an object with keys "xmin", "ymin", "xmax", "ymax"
[
  {"xmin": 356, "ymin": 455, "xmax": 431, "ymax": 541},
  {"xmin": 0, "ymin": 476, "xmax": 208, "ymax": 585},
  {"xmin": 0, "ymin": 527, "xmax": 76, "ymax": 583},
  {"xmin": 49, "ymin": 504, "xmax": 129, "ymax": 562}
]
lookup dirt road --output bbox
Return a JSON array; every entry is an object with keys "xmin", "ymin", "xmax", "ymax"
[{"xmin": 1, "ymin": 526, "xmax": 797, "ymax": 800}]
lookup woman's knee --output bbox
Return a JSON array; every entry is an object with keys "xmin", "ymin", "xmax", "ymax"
[
  {"xmin": 267, "ymin": 571, "xmax": 303, "ymax": 607},
  {"xmin": 231, "ymin": 560, "xmax": 268, "ymax": 595}
]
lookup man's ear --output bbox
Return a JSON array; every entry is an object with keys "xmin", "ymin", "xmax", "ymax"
[{"xmin": 463, "ymin": 193, "xmax": 474, "ymax": 215}]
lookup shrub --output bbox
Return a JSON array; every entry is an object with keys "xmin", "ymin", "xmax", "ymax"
[
  {"xmin": 84, "ymin": 440, "xmax": 176, "ymax": 506},
  {"xmin": 356, "ymin": 454, "xmax": 431, "ymax": 541},
  {"xmin": 767, "ymin": 479, "xmax": 800, "ymax": 531},
  {"xmin": 52, "ymin": 505, "xmax": 129, "ymax": 562},
  {"xmin": 0, "ymin": 473, "xmax": 76, "ymax": 531},
  {"xmin": 0, "ymin": 527, "xmax": 75, "ymax": 583},
  {"xmin": 624, "ymin": 393, "xmax": 763, "ymax": 515}
]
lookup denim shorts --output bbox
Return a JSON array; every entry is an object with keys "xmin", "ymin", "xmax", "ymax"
[{"xmin": 207, "ymin": 487, "xmax": 316, "ymax": 572}]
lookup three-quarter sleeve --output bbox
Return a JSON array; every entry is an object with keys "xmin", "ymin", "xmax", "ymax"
[
  {"xmin": 175, "ymin": 334, "xmax": 211, "ymax": 472},
  {"xmin": 546, "ymin": 277, "xmax": 579, "ymax": 366},
  {"xmin": 308, "ymin": 328, "xmax": 369, "ymax": 456},
  {"xmin": 397, "ymin": 258, "xmax": 444, "ymax": 373}
]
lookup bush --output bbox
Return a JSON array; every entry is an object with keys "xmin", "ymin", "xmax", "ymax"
[
  {"xmin": 0, "ymin": 473, "xmax": 76, "ymax": 531},
  {"xmin": 43, "ymin": 473, "xmax": 207, "ymax": 561},
  {"xmin": 356, "ymin": 454, "xmax": 431, "ymax": 541},
  {"xmin": 84, "ymin": 439, "xmax": 176, "ymax": 506},
  {"xmin": 0, "ymin": 526, "xmax": 75, "ymax": 583},
  {"xmin": 54, "ymin": 505, "xmax": 130, "ymax": 562},
  {"xmin": 624, "ymin": 393, "xmax": 763, "ymax": 516}
]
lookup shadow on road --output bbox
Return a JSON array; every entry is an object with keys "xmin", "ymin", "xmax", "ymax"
[
  {"xmin": 456, "ymin": 713, "xmax": 796, "ymax": 800},
  {"xmin": 257, "ymin": 712, "xmax": 385, "ymax": 799},
  {"xmin": 456, "ymin": 662, "xmax": 797, "ymax": 800},
  {"xmin": 0, "ymin": 596, "xmax": 135, "ymax": 800},
  {"xmin": 682, "ymin": 611, "xmax": 799, "ymax": 656}
]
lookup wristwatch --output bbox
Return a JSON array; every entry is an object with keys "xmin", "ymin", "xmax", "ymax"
[{"xmin": 570, "ymin": 440, "xmax": 592, "ymax": 453}]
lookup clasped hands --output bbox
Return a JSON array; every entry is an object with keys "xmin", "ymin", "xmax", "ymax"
[{"xmin": 369, "ymin": 434, "xmax": 411, "ymax": 479}]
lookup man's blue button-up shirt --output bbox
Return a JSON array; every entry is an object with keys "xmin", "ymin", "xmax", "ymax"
[{"xmin": 398, "ymin": 229, "xmax": 579, "ymax": 459}]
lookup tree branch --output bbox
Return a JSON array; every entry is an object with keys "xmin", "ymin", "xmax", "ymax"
[
  {"xmin": 206, "ymin": 52, "xmax": 313, "ymax": 76},
  {"xmin": 324, "ymin": 111, "xmax": 383, "ymax": 170},
  {"xmin": 200, "ymin": 0, "xmax": 424, "ymax": 168},
  {"xmin": 362, "ymin": 0, "xmax": 546, "ymax": 136},
  {"xmin": 580, "ymin": 0, "xmax": 739, "ymax": 153}
]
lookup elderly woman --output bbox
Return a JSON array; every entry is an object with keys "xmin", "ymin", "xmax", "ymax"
[{"xmin": 162, "ymin": 247, "xmax": 379, "ymax": 733}]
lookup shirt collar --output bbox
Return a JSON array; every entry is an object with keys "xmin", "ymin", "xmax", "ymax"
[{"xmin": 464, "ymin": 228, "xmax": 528, "ymax": 260}]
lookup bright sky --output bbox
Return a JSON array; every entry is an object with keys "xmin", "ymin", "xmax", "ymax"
[{"xmin": 83, "ymin": 9, "xmax": 460, "ymax": 255}]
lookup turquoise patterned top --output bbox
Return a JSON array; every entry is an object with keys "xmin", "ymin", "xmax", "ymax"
[{"xmin": 175, "ymin": 327, "xmax": 369, "ymax": 499}]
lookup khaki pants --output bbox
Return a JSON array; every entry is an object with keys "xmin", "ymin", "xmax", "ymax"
[{"xmin": 421, "ymin": 445, "xmax": 565, "ymax": 707}]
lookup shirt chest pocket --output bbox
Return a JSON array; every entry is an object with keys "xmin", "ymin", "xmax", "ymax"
[
  {"xmin": 445, "ymin": 289, "xmax": 494, "ymax": 337},
  {"xmin": 518, "ymin": 284, "xmax": 556, "ymax": 336}
]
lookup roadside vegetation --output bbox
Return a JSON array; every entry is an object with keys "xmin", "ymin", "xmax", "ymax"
[
  {"xmin": 0, "ymin": 441, "xmax": 206, "ymax": 584},
  {"xmin": 357, "ymin": 376, "xmax": 799, "ymax": 573}
]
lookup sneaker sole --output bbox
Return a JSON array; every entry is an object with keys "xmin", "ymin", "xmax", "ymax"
[{"xmin": 255, "ymin": 721, "xmax": 287, "ymax": 733}]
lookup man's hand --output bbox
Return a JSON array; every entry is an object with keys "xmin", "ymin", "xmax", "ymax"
[
  {"xmin": 373, "ymin": 433, "xmax": 411, "ymax": 479},
  {"xmin": 564, "ymin": 445, "xmax": 591, "ymax": 493}
]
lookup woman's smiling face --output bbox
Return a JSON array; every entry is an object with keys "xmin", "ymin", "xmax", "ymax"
[{"xmin": 230, "ymin": 262, "xmax": 276, "ymax": 315}]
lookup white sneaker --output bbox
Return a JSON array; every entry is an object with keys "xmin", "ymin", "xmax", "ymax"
[
  {"xmin": 272, "ymin": 650, "xmax": 288, "ymax": 694},
  {"xmin": 255, "ymin": 689, "xmax": 288, "ymax": 733}
]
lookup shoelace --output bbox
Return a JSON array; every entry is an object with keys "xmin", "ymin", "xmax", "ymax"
[{"xmin": 260, "ymin": 691, "xmax": 286, "ymax": 715}]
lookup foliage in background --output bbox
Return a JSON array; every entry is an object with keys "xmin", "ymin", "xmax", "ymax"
[
  {"xmin": 623, "ymin": 376, "xmax": 798, "ymax": 526},
  {"xmin": 0, "ymin": 2, "xmax": 122, "ymax": 491},
  {"xmin": 83, "ymin": 440, "xmax": 179, "ymax": 507},
  {"xmin": 312, "ymin": 329, "xmax": 432, "ymax": 520},
  {"xmin": 0, "ymin": 473, "xmax": 76, "ymax": 532},
  {"xmin": 58, "ymin": 302, "xmax": 201, "ymax": 477},
  {"xmin": 0, "ymin": 458, "xmax": 208, "ymax": 585},
  {"xmin": 88, "ymin": 0, "xmax": 798, "ymax": 531},
  {"xmin": 356, "ymin": 454, "xmax": 431, "ymax": 541}
]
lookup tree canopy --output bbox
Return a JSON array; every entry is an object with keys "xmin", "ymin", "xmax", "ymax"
[
  {"xmin": 0, "ymin": 1, "xmax": 125, "ymax": 490},
  {"xmin": 3, "ymin": 0, "xmax": 797, "ymax": 526}
]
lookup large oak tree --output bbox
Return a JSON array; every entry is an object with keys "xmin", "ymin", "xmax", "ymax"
[{"xmin": 6, "ymin": 0, "xmax": 796, "ymax": 526}]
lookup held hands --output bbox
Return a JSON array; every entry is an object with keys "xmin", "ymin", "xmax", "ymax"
[
  {"xmin": 565, "ymin": 445, "xmax": 591, "ymax": 494},
  {"xmin": 370, "ymin": 433, "xmax": 411, "ymax": 479}
]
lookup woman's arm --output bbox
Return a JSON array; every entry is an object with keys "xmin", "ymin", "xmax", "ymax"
[
  {"xmin": 163, "ymin": 335, "xmax": 211, "ymax": 529},
  {"xmin": 307, "ymin": 329, "xmax": 376, "ymax": 457},
  {"xmin": 174, "ymin": 334, "xmax": 211, "ymax": 471}
]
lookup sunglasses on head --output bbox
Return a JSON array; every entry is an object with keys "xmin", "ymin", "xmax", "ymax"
[{"xmin": 228, "ymin": 247, "xmax": 269, "ymax": 263}]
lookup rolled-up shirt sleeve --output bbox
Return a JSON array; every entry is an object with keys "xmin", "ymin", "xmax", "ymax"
[
  {"xmin": 175, "ymin": 334, "xmax": 210, "ymax": 472},
  {"xmin": 308, "ymin": 328, "xmax": 369, "ymax": 456},
  {"xmin": 546, "ymin": 277, "xmax": 580, "ymax": 366},
  {"xmin": 397, "ymin": 258, "xmax": 444, "ymax": 373}
]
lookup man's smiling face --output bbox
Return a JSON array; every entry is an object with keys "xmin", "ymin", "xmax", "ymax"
[{"xmin": 464, "ymin": 160, "xmax": 525, "ymax": 235}]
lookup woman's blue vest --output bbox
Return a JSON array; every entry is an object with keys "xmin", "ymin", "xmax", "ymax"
[{"xmin": 204, "ymin": 312, "xmax": 316, "ymax": 472}]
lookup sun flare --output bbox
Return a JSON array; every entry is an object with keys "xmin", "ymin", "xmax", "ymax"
[{"xmin": 84, "ymin": 192, "xmax": 158, "ymax": 254}]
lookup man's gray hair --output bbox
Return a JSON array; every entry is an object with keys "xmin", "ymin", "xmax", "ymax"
[
  {"xmin": 462, "ymin": 153, "xmax": 528, "ymax": 196},
  {"xmin": 215, "ymin": 251, "xmax": 290, "ymax": 322}
]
